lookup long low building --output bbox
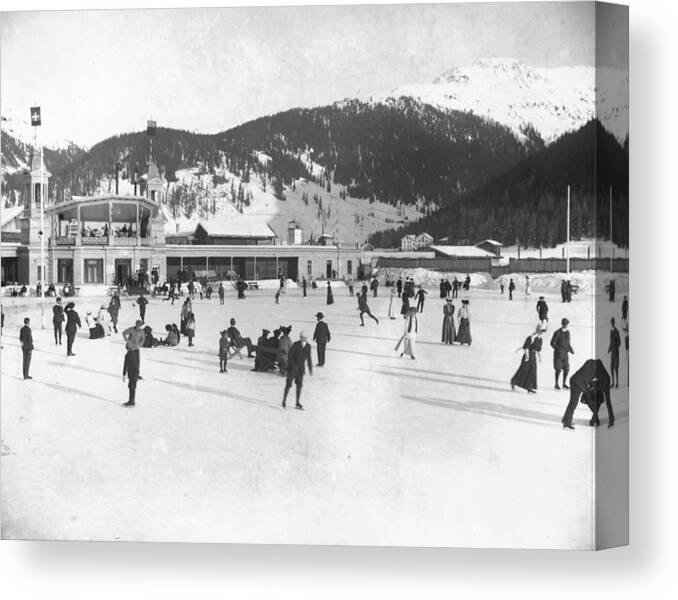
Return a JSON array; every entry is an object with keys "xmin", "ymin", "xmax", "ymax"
[{"xmin": 0, "ymin": 155, "xmax": 364, "ymax": 293}]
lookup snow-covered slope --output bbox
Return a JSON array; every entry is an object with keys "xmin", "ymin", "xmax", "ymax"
[{"xmin": 373, "ymin": 58, "xmax": 628, "ymax": 144}]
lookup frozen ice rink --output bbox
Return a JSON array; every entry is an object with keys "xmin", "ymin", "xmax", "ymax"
[{"xmin": 1, "ymin": 282, "xmax": 628, "ymax": 547}]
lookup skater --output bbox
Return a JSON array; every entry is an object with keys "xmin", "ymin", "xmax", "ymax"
[
  {"xmin": 536, "ymin": 296, "xmax": 549, "ymax": 325},
  {"xmin": 279, "ymin": 276, "xmax": 286, "ymax": 295},
  {"xmin": 218, "ymin": 283, "xmax": 225, "ymax": 305},
  {"xmin": 97, "ymin": 304, "xmax": 112, "ymax": 336},
  {"xmin": 565, "ymin": 280, "xmax": 573, "ymax": 303},
  {"xmin": 510, "ymin": 324, "xmax": 544, "ymax": 393},
  {"xmin": 452, "ymin": 277, "xmax": 460, "ymax": 299},
  {"xmin": 121, "ymin": 347, "xmax": 140, "ymax": 408},
  {"xmin": 400, "ymin": 289, "xmax": 410, "ymax": 318},
  {"xmin": 52, "ymin": 297, "xmax": 65, "ymax": 345},
  {"xmin": 508, "ymin": 278, "xmax": 515, "ymax": 301},
  {"xmin": 302, "ymin": 277, "xmax": 308, "ymax": 297},
  {"xmin": 388, "ymin": 286, "xmax": 398, "ymax": 319},
  {"xmin": 282, "ymin": 331, "xmax": 313, "ymax": 410},
  {"xmin": 607, "ymin": 279, "xmax": 616, "ymax": 302},
  {"xmin": 122, "ymin": 320, "xmax": 145, "ymax": 386},
  {"xmin": 313, "ymin": 312, "xmax": 331, "ymax": 367},
  {"xmin": 136, "ymin": 292, "xmax": 148, "ymax": 323},
  {"xmin": 439, "ymin": 279, "xmax": 446, "ymax": 299},
  {"xmin": 180, "ymin": 298, "xmax": 192, "ymax": 335},
  {"xmin": 326, "ymin": 280, "xmax": 334, "ymax": 305},
  {"xmin": 227, "ymin": 318, "xmax": 255, "ymax": 358},
  {"xmin": 188, "ymin": 280, "xmax": 195, "ymax": 300},
  {"xmin": 370, "ymin": 277, "xmax": 379, "ymax": 297},
  {"xmin": 395, "ymin": 306, "xmax": 418, "ymax": 360},
  {"xmin": 560, "ymin": 280, "xmax": 568, "ymax": 303},
  {"xmin": 525, "ymin": 275, "xmax": 531, "ymax": 296},
  {"xmin": 64, "ymin": 302, "xmax": 81, "ymax": 356},
  {"xmin": 19, "ymin": 317, "xmax": 34, "ymax": 380},
  {"xmin": 396, "ymin": 276, "xmax": 403, "ymax": 296},
  {"xmin": 107, "ymin": 296, "xmax": 120, "ymax": 333},
  {"xmin": 186, "ymin": 311, "xmax": 196, "ymax": 346},
  {"xmin": 621, "ymin": 295, "xmax": 628, "ymax": 324},
  {"xmin": 218, "ymin": 330, "xmax": 230, "ymax": 372},
  {"xmin": 347, "ymin": 277, "xmax": 354, "ymax": 297},
  {"xmin": 608, "ymin": 318, "xmax": 621, "ymax": 388},
  {"xmin": 441, "ymin": 298, "xmax": 456, "ymax": 344},
  {"xmin": 561, "ymin": 359, "xmax": 614, "ymax": 430},
  {"xmin": 415, "ymin": 285, "xmax": 427, "ymax": 313},
  {"xmin": 550, "ymin": 318, "xmax": 574, "ymax": 390},
  {"xmin": 274, "ymin": 288, "xmax": 281, "ymax": 304},
  {"xmin": 236, "ymin": 278, "xmax": 247, "ymax": 299},
  {"xmin": 358, "ymin": 290, "xmax": 379, "ymax": 326},
  {"xmin": 455, "ymin": 300, "xmax": 472, "ymax": 346},
  {"xmin": 499, "ymin": 277, "xmax": 505, "ymax": 295},
  {"xmin": 85, "ymin": 312, "xmax": 105, "ymax": 339},
  {"xmin": 463, "ymin": 274, "xmax": 471, "ymax": 292},
  {"xmin": 278, "ymin": 325, "xmax": 292, "ymax": 375},
  {"xmin": 253, "ymin": 329, "xmax": 271, "ymax": 372}
]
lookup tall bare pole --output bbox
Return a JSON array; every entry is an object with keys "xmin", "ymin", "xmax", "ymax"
[
  {"xmin": 609, "ymin": 186, "xmax": 613, "ymax": 272},
  {"xmin": 39, "ymin": 133, "xmax": 46, "ymax": 329},
  {"xmin": 566, "ymin": 185, "xmax": 571, "ymax": 275}
]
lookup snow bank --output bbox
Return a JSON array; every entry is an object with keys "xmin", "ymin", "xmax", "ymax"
[{"xmin": 373, "ymin": 267, "xmax": 492, "ymax": 289}]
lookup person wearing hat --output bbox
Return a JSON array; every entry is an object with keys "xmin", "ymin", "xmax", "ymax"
[
  {"xmin": 64, "ymin": 302, "xmax": 81, "ymax": 356},
  {"xmin": 561, "ymin": 359, "xmax": 614, "ymax": 430},
  {"xmin": 415, "ymin": 285, "xmax": 428, "ymax": 313},
  {"xmin": 218, "ymin": 329, "xmax": 230, "ymax": 372},
  {"xmin": 510, "ymin": 323, "xmax": 545, "ymax": 393},
  {"xmin": 52, "ymin": 297, "xmax": 65, "ymax": 345},
  {"xmin": 278, "ymin": 325, "xmax": 292, "ymax": 375},
  {"xmin": 326, "ymin": 280, "xmax": 334, "ymax": 305},
  {"xmin": 441, "ymin": 298, "xmax": 456, "ymax": 344},
  {"xmin": 395, "ymin": 306, "xmax": 418, "ymax": 359},
  {"xmin": 97, "ymin": 304, "xmax": 112, "ymax": 336},
  {"xmin": 608, "ymin": 317, "xmax": 622, "ymax": 388},
  {"xmin": 536, "ymin": 296, "xmax": 549, "ymax": 325},
  {"xmin": 282, "ymin": 331, "xmax": 313, "ymax": 409},
  {"xmin": 136, "ymin": 292, "xmax": 149, "ymax": 323},
  {"xmin": 19, "ymin": 317, "xmax": 34, "ymax": 380},
  {"xmin": 508, "ymin": 278, "xmax": 515, "ymax": 301},
  {"xmin": 357, "ymin": 288, "xmax": 379, "ymax": 326},
  {"xmin": 550, "ymin": 318, "xmax": 574, "ymax": 390},
  {"xmin": 313, "ymin": 312, "xmax": 331, "ymax": 367},
  {"xmin": 455, "ymin": 300, "xmax": 472, "ymax": 346},
  {"xmin": 108, "ymin": 291, "xmax": 121, "ymax": 333},
  {"xmin": 253, "ymin": 329, "xmax": 271, "ymax": 372},
  {"xmin": 122, "ymin": 345, "xmax": 141, "ymax": 408}
]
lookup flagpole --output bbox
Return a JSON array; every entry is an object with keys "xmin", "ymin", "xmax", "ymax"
[
  {"xmin": 40, "ymin": 139, "xmax": 46, "ymax": 329},
  {"xmin": 566, "ymin": 185, "xmax": 570, "ymax": 275}
]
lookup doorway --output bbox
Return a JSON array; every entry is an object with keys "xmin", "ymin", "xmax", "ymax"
[
  {"xmin": 115, "ymin": 258, "xmax": 132, "ymax": 285},
  {"xmin": 326, "ymin": 259, "xmax": 332, "ymax": 279}
]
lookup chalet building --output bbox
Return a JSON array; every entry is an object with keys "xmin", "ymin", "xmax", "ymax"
[
  {"xmin": 400, "ymin": 232, "xmax": 433, "ymax": 251},
  {"xmin": 430, "ymin": 239, "xmax": 503, "ymax": 259},
  {"xmin": 1, "ymin": 153, "xmax": 362, "ymax": 291}
]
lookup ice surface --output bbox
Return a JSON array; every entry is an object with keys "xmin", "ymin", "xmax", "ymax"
[{"xmin": 0, "ymin": 282, "xmax": 628, "ymax": 547}]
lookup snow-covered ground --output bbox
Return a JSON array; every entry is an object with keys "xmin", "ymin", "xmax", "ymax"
[{"xmin": 1, "ymin": 282, "xmax": 628, "ymax": 547}]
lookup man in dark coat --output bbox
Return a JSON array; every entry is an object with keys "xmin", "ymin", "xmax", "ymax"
[
  {"xmin": 19, "ymin": 317, "xmax": 34, "ymax": 380},
  {"xmin": 415, "ymin": 286, "xmax": 427, "ymax": 313},
  {"xmin": 302, "ymin": 277, "xmax": 307, "ymax": 297},
  {"xmin": 218, "ymin": 283, "xmax": 225, "ymax": 305},
  {"xmin": 439, "ymin": 279, "xmax": 445, "ymax": 299},
  {"xmin": 561, "ymin": 359, "xmax": 614, "ymax": 430},
  {"xmin": 396, "ymin": 277, "xmax": 403, "ymax": 296},
  {"xmin": 608, "ymin": 279, "xmax": 616, "ymax": 302},
  {"xmin": 608, "ymin": 317, "xmax": 622, "ymax": 388},
  {"xmin": 282, "ymin": 332, "xmax": 313, "ymax": 410},
  {"xmin": 536, "ymin": 296, "xmax": 549, "ymax": 324},
  {"xmin": 370, "ymin": 277, "xmax": 379, "ymax": 297},
  {"xmin": 64, "ymin": 302, "xmax": 81, "ymax": 356},
  {"xmin": 621, "ymin": 295, "xmax": 628, "ymax": 323},
  {"xmin": 312, "ymin": 312, "xmax": 331, "ymax": 367},
  {"xmin": 136, "ymin": 293, "xmax": 148, "ymax": 323},
  {"xmin": 52, "ymin": 296, "xmax": 65, "ymax": 345},
  {"xmin": 550, "ymin": 318, "xmax": 574, "ymax": 389},
  {"xmin": 253, "ymin": 329, "xmax": 271, "ymax": 372},
  {"xmin": 122, "ymin": 347, "xmax": 140, "ymax": 407},
  {"xmin": 358, "ymin": 291, "xmax": 379, "ymax": 326},
  {"xmin": 508, "ymin": 278, "xmax": 515, "ymax": 301},
  {"xmin": 452, "ymin": 278, "xmax": 460, "ymax": 299},
  {"xmin": 227, "ymin": 318, "xmax": 255, "ymax": 357}
]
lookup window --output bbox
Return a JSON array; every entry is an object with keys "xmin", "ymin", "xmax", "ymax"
[
  {"xmin": 57, "ymin": 259, "xmax": 73, "ymax": 284},
  {"xmin": 83, "ymin": 259, "xmax": 103, "ymax": 284},
  {"xmin": 347, "ymin": 260, "xmax": 353, "ymax": 276},
  {"xmin": 306, "ymin": 260, "xmax": 313, "ymax": 276}
]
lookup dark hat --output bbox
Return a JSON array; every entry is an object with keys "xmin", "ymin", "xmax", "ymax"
[
  {"xmin": 282, "ymin": 325, "xmax": 292, "ymax": 335},
  {"xmin": 165, "ymin": 324, "xmax": 172, "ymax": 331},
  {"xmin": 315, "ymin": 312, "xmax": 325, "ymax": 319},
  {"xmin": 230, "ymin": 318, "xmax": 236, "ymax": 324},
  {"xmin": 65, "ymin": 302, "xmax": 75, "ymax": 310},
  {"xmin": 135, "ymin": 319, "xmax": 143, "ymax": 326},
  {"xmin": 539, "ymin": 296, "xmax": 545, "ymax": 300},
  {"xmin": 262, "ymin": 328, "xmax": 270, "ymax": 335},
  {"xmin": 462, "ymin": 299, "xmax": 469, "ymax": 304},
  {"xmin": 220, "ymin": 329, "xmax": 228, "ymax": 335},
  {"xmin": 561, "ymin": 318, "xmax": 570, "ymax": 326}
]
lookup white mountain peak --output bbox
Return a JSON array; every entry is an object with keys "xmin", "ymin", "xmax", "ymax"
[{"xmin": 373, "ymin": 58, "xmax": 628, "ymax": 144}]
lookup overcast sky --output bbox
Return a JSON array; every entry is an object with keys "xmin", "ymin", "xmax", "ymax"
[{"xmin": 1, "ymin": 2, "xmax": 628, "ymax": 148}]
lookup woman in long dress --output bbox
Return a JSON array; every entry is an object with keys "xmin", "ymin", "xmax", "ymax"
[
  {"xmin": 441, "ymin": 298, "xmax": 456, "ymax": 344},
  {"xmin": 455, "ymin": 299, "xmax": 472, "ymax": 346},
  {"xmin": 510, "ymin": 324, "xmax": 544, "ymax": 393},
  {"xmin": 400, "ymin": 290, "xmax": 410, "ymax": 317},
  {"xmin": 97, "ymin": 304, "xmax": 111, "ymax": 336},
  {"xmin": 388, "ymin": 286, "xmax": 397, "ymax": 319},
  {"xmin": 395, "ymin": 306, "xmax": 418, "ymax": 359},
  {"xmin": 180, "ymin": 298, "xmax": 192, "ymax": 334},
  {"xmin": 326, "ymin": 281, "xmax": 334, "ymax": 305}
]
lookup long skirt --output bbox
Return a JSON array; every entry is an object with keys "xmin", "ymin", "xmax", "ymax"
[
  {"xmin": 441, "ymin": 316, "xmax": 456, "ymax": 344},
  {"xmin": 180, "ymin": 318, "xmax": 187, "ymax": 335},
  {"xmin": 455, "ymin": 318, "xmax": 471, "ymax": 345},
  {"xmin": 511, "ymin": 354, "xmax": 538, "ymax": 390},
  {"xmin": 89, "ymin": 325, "xmax": 105, "ymax": 340},
  {"xmin": 327, "ymin": 290, "xmax": 334, "ymax": 305}
]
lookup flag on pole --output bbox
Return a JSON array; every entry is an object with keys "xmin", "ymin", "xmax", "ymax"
[
  {"xmin": 147, "ymin": 120, "xmax": 157, "ymax": 136},
  {"xmin": 30, "ymin": 106, "xmax": 41, "ymax": 126}
]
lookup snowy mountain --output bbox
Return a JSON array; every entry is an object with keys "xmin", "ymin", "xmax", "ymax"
[{"xmin": 373, "ymin": 58, "xmax": 628, "ymax": 144}]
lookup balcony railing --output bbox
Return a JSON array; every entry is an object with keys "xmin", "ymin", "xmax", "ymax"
[
  {"xmin": 110, "ymin": 237, "xmax": 138, "ymax": 246},
  {"xmin": 81, "ymin": 236, "xmax": 109, "ymax": 245},
  {"xmin": 55, "ymin": 236, "xmax": 76, "ymax": 246}
]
